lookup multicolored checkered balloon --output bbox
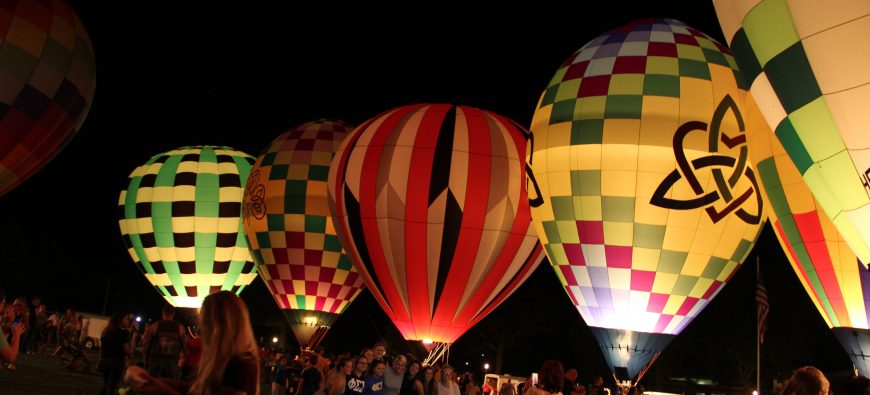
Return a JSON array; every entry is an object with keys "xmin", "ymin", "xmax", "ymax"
[
  {"xmin": 715, "ymin": 1, "xmax": 870, "ymax": 265},
  {"xmin": 242, "ymin": 120, "xmax": 364, "ymax": 349},
  {"xmin": 0, "ymin": 0, "xmax": 96, "ymax": 197},
  {"xmin": 528, "ymin": 19, "xmax": 764, "ymax": 379},
  {"xmin": 119, "ymin": 146, "xmax": 257, "ymax": 308}
]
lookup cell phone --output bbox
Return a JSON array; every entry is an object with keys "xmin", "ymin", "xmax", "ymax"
[
  {"xmin": 12, "ymin": 314, "xmax": 23, "ymax": 324},
  {"xmin": 531, "ymin": 373, "xmax": 539, "ymax": 386}
]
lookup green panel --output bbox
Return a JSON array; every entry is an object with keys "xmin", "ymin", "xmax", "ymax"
[
  {"xmin": 199, "ymin": 147, "xmax": 218, "ymax": 163},
  {"xmin": 255, "ymin": 232, "xmax": 272, "ymax": 249},
  {"xmin": 0, "ymin": 43, "xmax": 37, "ymax": 81},
  {"xmin": 729, "ymin": 29, "xmax": 763, "ymax": 85},
  {"xmin": 284, "ymin": 181, "xmax": 307, "ymax": 214},
  {"xmin": 195, "ymin": 232, "xmax": 217, "ymax": 248},
  {"xmin": 658, "ymin": 250, "xmax": 687, "ymax": 274},
  {"xmin": 643, "ymin": 74, "xmax": 680, "ymax": 98},
  {"xmin": 819, "ymin": 152, "xmax": 868, "ymax": 210},
  {"xmin": 700, "ymin": 257, "xmax": 727, "ymax": 279},
  {"xmin": 295, "ymin": 295, "xmax": 308, "ymax": 309},
  {"xmin": 543, "ymin": 221, "xmax": 562, "ymax": 244},
  {"xmin": 602, "ymin": 196, "xmax": 634, "ymax": 222},
  {"xmin": 154, "ymin": 231, "xmax": 174, "ymax": 248},
  {"xmin": 40, "ymin": 38, "xmax": 73, "ymax": 73},
  {"xmin": 702, "ymin": 48, "xmax": 728, "ymax": 68},
  {"xmin": 633, "ymin": 223, "xmax": 666, "ymax": 249},
  {"xmin": 678, "ymin": 59, "xmax": 711, "ymax": 80},
  {"xmin": 676, "ymin": 44, "xmax": 706, "ymax": 62},
  {"xmin": 555, "ymin": 79, "xmax": 582, "ymax": 101},
  {"xmin": 742, "ymin": 0, "xmax": 800, "ymax": 66},
  {"xmin": 777, "ymin": 214, "xmax": 804, "ymax": 256},
  {"xmin": 775, "ymin": 118, "xmax": 814, "ymax": 174},
  {"xmin": 195, "ymin": 201, "xmax": 219, "ymax": 217},
  {"xmin": 730, "ymin": 239, "xmax": 753, "ymax": 262},
  {"xmin": 337, "ymin": 255, "xmax": 353, "ymax": 271},
  {"xmin": 305, "ymin": 215, "xmax": 327, "ymax": 233},
  {"xmin": 152, "ymin": 216, "xmax": 173, "ymax": 236},
  {"xmin": 757, "ymin": 159, "xmax": 792, "ymax": 220},
  {"xmin": 570, "ymin": 119, "xmax": 604, "ymax": 145},
  {"xmin": 260, "ymin": 152, "xmax": 278, "ymax": 167},
  {"xmin": 549, "ymin": 67, "xmax": 569, "ymax": 88},
  {"xmin": 788, "ymin": 98, "xmax": 845, "ymax": 160},
  {"xmin": 269, "ymin": 164, "xmax": 289, "ymax": 180},
  {"xmin": 196, "ymin": 246, "xmax": 216, "ymax": 273},
  {"xmin": 604, "ymin": 95, "xmax": 643, "ymax": 119},
  {"xmin": 551, "ymin": 196, "xmax": 576, "ymax": 221},
  {"xmin": 324, "ymin": 234, "xmax": 343, "ymax": 253},
  {"xmin": 765, "ymin": 43, "xmax": 822, "ymax": 114},
  {"xmin": 550, "ymin": 100, "xmax": 576, "ymax": 124},
  {"xmin": 573, "ymin": 170, "xmax": 601, "ymax": 196},
  {"xmin": 266, "ymin": 214, "xmax": 285, "ymax": 231},
  {"xmin": 672, "ymin": 275, "xmax": 698, "ymax": 296},
  {"xmin": 155, "ymin": 155, "xmax": 183, "ymax": 187},
  {"xmin": 308, "ymin": 165, "xmax": 329, "ymax": 181},
  {"xmin": 540, "ymin": 85, "xmax": 559, "ymax": 107},
  {"xmin": 646, "ymin": 56, "xmax": 679, "ymax": 76}
]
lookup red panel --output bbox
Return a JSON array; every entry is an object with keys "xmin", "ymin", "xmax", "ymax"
[
  {"xmin": 676, "ymin": 297, "xmax": 699, "ymax": 316},
  {"xmin": 646, "ymin": 293, "xmax": 669, "ymax": 313},
  {"xmin": 701, "ymin": 280, "xmax": 722, "ymax": 299},
  {"xmin": 604, "ymin": 245, "xmax": 632, "ymax": 268},
  {"xmin": 630, "ymin": 270, "xmax": 655, "ymax": 292},
  {"xmin": 578, "ymin": 75, "xmax": 611, "ymax": 98},
  {"xmin": 563, "ymin": 61, "xmax": 589, "ymax": 81},
  {"xmin": 612, "ymin": 56, "xmax": 647, "ymax": 74},
  {"xmin": 793, "ymin": 212, "xmax": 825, "ymax": 243},
  {"xmin": 647, "ymin": 42, "xmax": 678, "ymax": 57}
]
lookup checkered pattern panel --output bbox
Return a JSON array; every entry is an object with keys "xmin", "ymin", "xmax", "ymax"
[
  {"xmin": 530, "ymin": 19, "xmax": 763, "ymax": 335},
  {"xmin": 119, "ymin": 146, "xmax": 257, "ymax": 308},
  {"xmin": 243, "ymin": 120, "xmax": 365, "ymax": 316},
  {"xmin": 715, "ymin": 0, "xmax": 870, "ymax": 265},
  {"xmin": 0, "ymin": 0, "xmax": 97, "ymax": 197}
]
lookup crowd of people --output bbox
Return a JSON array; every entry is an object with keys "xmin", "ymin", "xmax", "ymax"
[{"xmin": 3, "ymin": 287, "xmax": 870, "ymax": 395}]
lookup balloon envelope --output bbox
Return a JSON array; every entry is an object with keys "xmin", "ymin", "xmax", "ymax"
[
  {"xmin": 0, "ymin": 0, "xmax": 96, "ymax": 197},
  {"xmin": 528, "ymin": 19, "xmax": 764, "ymax": 379},
  {"xmin": 119, "ymin": 146, "xmax": 257, "ymax": 308},
  {"xmin": 328, "ymin": 104, "xmax": 544, "ymax": 344},
  {"xmin": 744, "ymin": 92, "xmax": 870, "ymax": 375},
  {"xmin": 715, "ymin": 0, "xmax": 870, "ymax": 265},
  {"xmin": 242, "ymin": 120, "xmax": 365, "ymax": 348}
]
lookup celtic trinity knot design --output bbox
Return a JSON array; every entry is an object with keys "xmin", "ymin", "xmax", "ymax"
[
  {"xmin": 242, "ymin": 170, "xmax": 266, "ymax": 223},
  {"xmin": 650, "ymin": 95, "xmax": 763, "ymax": 225}
]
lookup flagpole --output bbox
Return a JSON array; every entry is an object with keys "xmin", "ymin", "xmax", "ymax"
[{"xmin": 757, "ymin": 256, "xmax": 761, "ymax": 395}]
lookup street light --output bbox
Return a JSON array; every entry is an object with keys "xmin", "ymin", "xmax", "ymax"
[
  {"xmin": 484, "ymin": 363, "xmax": 490, "ymax": 371},
  {"xmin": 272, "ymin": 337, "xmax": 279, "ymax": 344}
]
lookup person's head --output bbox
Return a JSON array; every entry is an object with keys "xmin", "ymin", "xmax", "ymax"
[
  {"xmin": 339, "ymin": 357, "xmax": 353, "ymax": 375},
  {"xmin": 162, "ymin": 303, "xmax": 175, "ymax": 319},
  {"xmin": 308, "ymin": 354, "xmax": 319, "ymax": 367},
  {"xmin": 103, "ymin": 311, "xmax": 128, "ymax": 337},
  {"xmin": 191, "ymin": 291, "xmax": 260, "ymax": 395},
  {"xmin": 441, "ymin": 365, "xmax": 455, "ymax": 383},
  {"xmin": 361, "ymin": 347, "xmax": 374, "ymax": 361},
  {"xmin": 594, "ymin": 377, "xmax": 604, "ymax": 387},
  {"xmin": 783, "ymin": 366, "xmax": 829, "ymax": 395},
  {"xmin": 32, "ymin": 296, "xmax": 41, "ymax": 306},
  {"xmin": 392, "ymin": 355, "xmax": 408, "ymax": 374},
  {"xmin": 373, "ymin": 361, "xmax": 387, "ymax": 377},
  {"xmin": 36, "ymin": 304, "xmax": 46, "ymax": 314},
  {"xmin": 538, "ymin": 360, "xmax": 564, "ymax": 393},
  {"xmin": 408, "ymin": 361, "xmax": 421, "ymax": 377},
  {"xmin": 839, "ymin": 375, "xmax": 870, "ymax": 395},
  {"xmin": 373, "ymin": 342, "xmax": 386, "ymax": 359},
  {"xmin": 421, "ymin": 366, "xmax": 435, "ymax": 382},
  {"xmin": 354, "ymin": 356, "xmax": 369, "ymax": 376},
  {"xmin": 565, "ymin": 368, "xmax": 578, "ymax": 382}
]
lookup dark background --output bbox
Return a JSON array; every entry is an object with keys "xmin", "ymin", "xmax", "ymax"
[{"xmin": 0, "ymin": 2, "xmax": 853, "ymax": 391}]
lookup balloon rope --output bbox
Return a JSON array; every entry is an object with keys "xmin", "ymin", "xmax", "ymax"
[
  {"xmin": 633, "ymin": 352, "xmax": 661, "ymax": 387},
  {"xmin": 422, "ymin": 342, "xmax": 451, "ymax": 366},
  {"xmin": 309, "ymin": 326, "xmax": 330, "ymax": 350}
]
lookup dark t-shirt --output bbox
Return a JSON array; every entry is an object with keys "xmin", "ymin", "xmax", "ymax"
[
  {"xmin": 100, "ymin": 328, "xmax": 129, "ymax": 359},
  {"xmin": 345, "ymin": 373, "xmax": 366, "ymax": 395},
  {"xmin": 301, "ymin": 366, "xmax": 323, "ymax": 395},
  {"xmin": 222, "ymin": 353, "xmax": 259, "ymax": 394}
]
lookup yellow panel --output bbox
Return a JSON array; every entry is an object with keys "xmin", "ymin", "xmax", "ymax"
[
  {"xmin": 603, "ymin": 221, "xmax": 634, "ymax": 246},
  {"xmin": 601, "ymin": 170, "xmax": 637, "ymax": 197},
  {"xmin": 712, "ymin": 232, "xmax": 740, "ymax": 259},
  {"xmin": 825, "ymin": 84, "xmax": 870, "ymax": 153},
  {"xmin": 310, "ymin": 151, "xmax": 333, "ymax": 167},
  {"xmin": 603, "ymin": 119, "xmax": 641, "ymax": 145},
  {"xmin": 176, "ymin": 246, "xmax": 195, "ymax": 262},
  {"xmin": 689, "ymin": 278, "xmax": 714, "ymax": 298},
  {"xmin": 818, "ymin": 152, "xmax": 868, "ymax": 211},
  {"xmin": 679, "ymin": 77, "xmax": 714, "ymax": 103},
  {"xmin": 790, "ymin": 0, "xmax": 870, "ymax": 39},
  {"xmin": 634, "ymin": 181, "xmax": 669, "ymax": 226},
  {"xmin": 713, "ymin": 0, "xmax": 762, "ymax": 43},
  {"xmin": 662, "ymin": 226, "xmax": 694, "ymax": 252},
  {"xmin": 144, "ymin": 247, "xmax": 161, "ymax": 263},
  {"xmin": 577, "ymin": 96, "xmax": 607, "ymax": 121},
  {"xmin": 171, "ymin": 185, "xmax": 196, "ymax": 201},
  {"xmin": 709, "ymin": 64, "xmax": 741, "ymax": 101},
  {"xmin": 135, "ymin": 218, "xmax": 154, "ymax": 234},
  {"xmin": 652, "ymin": 273, "xmax": 679, "ymax": 294},
  {"xmin": 287, "ymin": 164, "xmax": 309, "ymax": 180},
  {"xmin": 572, "ymin": 197, "xmax": 586, "ymax": 220},
  {"xmin": 601, "ymin": 144, "xmax": 639, "ymax": 171},
  {"xmin": 531, "ymin": 103, "xmax": 553, "ymax": 132},
  {"xmin": 844, "ymin": 206, "xmax": 870, "ymax": 263},
  {"xmin": 556, "ymin": 221, "xmax": 581, "ymax": 244},
  {"xmin": 575, "ymin": 144, "xmax": 603, "ymax": 171},
  {"xmin": 579, "ymin": 196, "xmax": 603, "ymax": 220},
  {"xmin": 609, "ymin": 268, "xmax": 632, "ymax": 291},
  {"xmin": 632, "ymin": 247, "xmax": 661, "ymax": 271},
  {"xmin": 663, "ymin": 295, "xmax": 687, "ymax": 315},
  {"xmin": 305, "ymin": 233, "xmax": 325, "ymax": 249},
  {"xmin": 782, "ymin": 179, "xmax": 817, "ymax": 214},
  {"xmin": 548, "ymin": 245, "xmax": 569, "ymax": 266},
  {"xmin": 548, "ymin": 171, "xmax": 573, "ymax": 197},
  {"xmin": 268, "ymin": 231, "xmax": 287, "ymax": 248},
  {"xmin": 219, "ymin": 187, "xmax": 243, "ymax": 203},
  {"xmin": 144, "ymin": 273, "xmax": 172, "ymax": 286},
  {"xmin": 681, "ymin": 253, "xmax": 709, "ymax": 276},
  {"xmin": 544, "ymin": 122, "xmax": 573, "ymax": 151},
  {"xmin": 690, "ymin": 230, "xmax": 718, "ymax": 255},
  {"xmin": 608, "ymin": 74, "xmax": 645, "ymax": 95}
]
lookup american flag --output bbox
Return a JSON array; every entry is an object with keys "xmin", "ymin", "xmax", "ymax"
[{"xmin": 757, "ymin": 271, "xmax": 770, "ymax": 344}]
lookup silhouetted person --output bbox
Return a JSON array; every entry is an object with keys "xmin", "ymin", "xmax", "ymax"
[
  {"xmin": 782, "ymin": 366, "xmax": 830, "ymax": 395},
  {"xmin": 840, "ymin": 375, "xmax": 870, "ymax": 395}
]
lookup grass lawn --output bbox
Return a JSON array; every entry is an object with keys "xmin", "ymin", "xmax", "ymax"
[{"xmin": 0, "ymin": 349, "xmax": 103, "ymax": 394}]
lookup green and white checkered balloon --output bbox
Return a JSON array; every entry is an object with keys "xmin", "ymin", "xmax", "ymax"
[{"xmin": 118, "ymin": 146, "xmax": 257, "ymax": 308}]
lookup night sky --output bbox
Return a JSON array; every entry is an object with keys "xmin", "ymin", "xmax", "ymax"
[{"xmin": 0, "ymin": 2, "xmax": 853, "ymax": 390}]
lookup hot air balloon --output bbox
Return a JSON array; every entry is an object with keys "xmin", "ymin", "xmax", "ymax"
[
  {"xmin": 0, "ymin": 0, "xmax": 96, "ymax": 197},
  {"xmin": 744, "ymin": 92, "xmax": 870, "ymax": 375},
  {"xmin": 328, "ymin": 104, "xmax": 544, "ymax": 348},
  {"xmin": 119, "ymin": 146, "xmax": 258, "ymax": 308},
  {"xmin": 714, "ymin": 1, "xmax": 870, "ymax": 265},
  {"xmin": 528, "ymin": 19, "xmax": 764, "ymax": 381},
  {"xmin": 243, "ymin": 119, "xmax": 365, "ymax": 350}
]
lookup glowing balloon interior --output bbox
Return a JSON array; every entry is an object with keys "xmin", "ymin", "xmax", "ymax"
[
  {"xmin": 119, "ymin": 146, "xmax": 257, "ymax": 308},
  {"xmin": 528, "ymin": 19, "xmax": 763, "ymax": 379},
  {"xmin": 329, "ymin": 104, "xmax": 544, "ymax": 344}
]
